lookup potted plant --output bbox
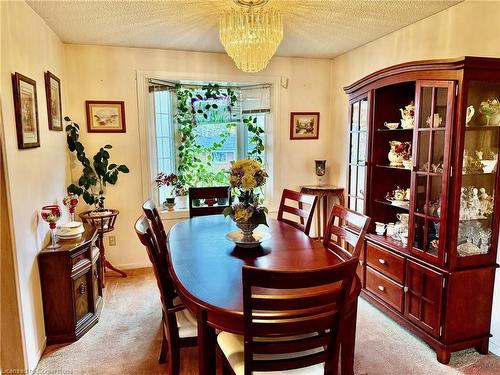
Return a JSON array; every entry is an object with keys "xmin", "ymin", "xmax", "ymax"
[
  {"xmin": 156, "ymin": 172, "xmax": 190, "ymax": 210},
  {"xmin": 65, "ymin": 117, "xmax": 129, "ymax": 212},
  {"xmin": 156, "ymin": 172, "xmax": 182, "ymax": 211},
  {"xmin": 174, "ymin": 184, "xmax": 189, "ymax": 209}
]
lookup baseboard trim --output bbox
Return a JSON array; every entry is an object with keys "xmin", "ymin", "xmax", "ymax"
[
  {"xmin": 489, "ymin": 339, "xmax": 500, "ymax": 356},
  {"xmin": 112, "ymin": 262, "xmax": 152, "ymax": 270},
  {"xmin": 31, "ymin": 337, "xmax": 47, "ymax": 371}
]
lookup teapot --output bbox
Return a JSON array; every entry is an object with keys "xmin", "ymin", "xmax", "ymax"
[
  {"xmin": 400, "ymin": 101, "xmax": 415, "ymax": 129},
  {"xmin": 394, "ymin": 188, "xmax": 406, "ymax": 201}
]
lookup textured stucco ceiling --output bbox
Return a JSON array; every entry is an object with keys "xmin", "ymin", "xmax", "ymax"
[{"xmin": 27, "ymin": 0, "xmax": 462, "ymax": 58}]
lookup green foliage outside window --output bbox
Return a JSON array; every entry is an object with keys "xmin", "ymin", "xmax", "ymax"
[{"xmin": 175, "ymin": 83, "xmax": 265, "ymax": 189}]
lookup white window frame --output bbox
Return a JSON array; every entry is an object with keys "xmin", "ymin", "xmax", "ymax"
[{"xmin": 136, "ymin": 70, "xmax": 282, "ymax": 217}]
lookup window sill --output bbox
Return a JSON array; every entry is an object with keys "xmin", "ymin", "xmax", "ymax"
[{"xmin": 159, "ymin": 208, "xmax": 189, "ymax": 221}]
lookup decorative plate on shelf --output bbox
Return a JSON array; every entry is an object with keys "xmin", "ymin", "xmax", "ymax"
[
  {"xmin": 225, "ymin": 230, "xmax": 270, "ymax": 248},
  {"xmin": 386, "ymin": 198, "xmax": 410, "ymax": 207}
]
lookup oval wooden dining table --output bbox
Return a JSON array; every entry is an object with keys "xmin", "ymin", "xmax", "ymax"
[{"xmin": 166, "ymin": 214, "xmax": 359, "ymax": 375}]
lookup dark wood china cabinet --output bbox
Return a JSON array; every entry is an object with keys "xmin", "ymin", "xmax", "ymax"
[{"xmin": 344, "ymin": 57, "xmax": 500, "ymax": 363}]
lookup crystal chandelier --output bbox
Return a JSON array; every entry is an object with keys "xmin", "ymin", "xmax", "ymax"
[{"xmin": 220, "ymin": 0, "xmax": 283, "ymax": 73}]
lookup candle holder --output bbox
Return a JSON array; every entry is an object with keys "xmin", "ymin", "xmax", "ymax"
[
  {"xmin": 63, "ymin": 193, "xmax": 79, "ymax": 223},
  {"xmin": 41, "ymin": 205, "xmax": 61, "ymax": 249},
  {"xmin": 315, "ymin": 160, "xmax": 326, "ymax": 186}
]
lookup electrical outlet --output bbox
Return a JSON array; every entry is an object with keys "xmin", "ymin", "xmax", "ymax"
[{"xmin": 109, "ymin": 236, "xmax": 116, "ymax": 246}]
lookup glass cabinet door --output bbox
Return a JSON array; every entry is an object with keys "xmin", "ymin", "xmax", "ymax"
[
  {"xmin": 410, "ymin": 81, "xmax": 455, "ymax": 265},
  {"xmin": 348, "ymin": 97, "xmax": 369, "ymax": 214},
  {"xmin": 456, "ymin": 81, "xmax": 500, "ymax": 259}
]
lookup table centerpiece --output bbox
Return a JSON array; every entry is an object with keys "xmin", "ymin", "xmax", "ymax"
[{"xmin": 223, "ymin": 159, "xmax": 269, "ymax": 245}]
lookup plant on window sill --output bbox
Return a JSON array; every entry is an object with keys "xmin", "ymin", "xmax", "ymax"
[{"xmin": 65, "ymin": 117, "xmax": 130, "ymax": 211}]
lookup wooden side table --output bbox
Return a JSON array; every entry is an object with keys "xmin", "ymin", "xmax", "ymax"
[
  {"xmin": 80, "ymin": 209, "xmax": 127, "ymax": 288},
  {"xmin": 300, "ymin": 185, "xmax": 345, "ymax": 239}
]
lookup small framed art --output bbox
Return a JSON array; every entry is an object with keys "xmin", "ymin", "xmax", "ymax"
[
  {"xmin": 86, "ymin": 100, "xmax": 126, "ymax": 133},
  {"xmin": 12, "ymin": 72, "xmax": 40, "ymax": 149},
  {"xmin": 44, "ymin": 71, "xmax": 63, "ymax": 131},
  {"xmin": 290, "ymin": 112, "xmax": 320, "ymax": 140}
]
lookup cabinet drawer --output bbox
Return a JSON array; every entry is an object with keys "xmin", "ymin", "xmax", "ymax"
[
  {"xmin": 366, "ymin": 266, "xmax": 404, "ymax": 312},
  {"xmin": 71, "ymin": 251, "xmax": 89, "ymax": 268},
  {"xmin": 366, "ymin": 242, "xmax": 405, "ymax": 283}
]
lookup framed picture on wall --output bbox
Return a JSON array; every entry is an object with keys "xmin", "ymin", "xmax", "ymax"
[
  {"xmin": 44, "ymin": 71, "xmax": 63, "ymax": 131},
  {"xmin": 12, "ymin": 72, "xmax": 40, "ymax": 149},
  {"xmin": 86, "ymin": 100, "xmax": 126, "ymax": 133},
  {"xmin": 290, "ymin": 112, "xmax": 320, "ymax": 140}
]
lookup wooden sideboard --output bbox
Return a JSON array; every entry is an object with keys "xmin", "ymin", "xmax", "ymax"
[
  {"xmin": 38, "ymin": 224, "xmax": 102, "ymax": 344},
  {"xmin": 344, "ymin": 57, "xmax": 500, "ymax": 363}
]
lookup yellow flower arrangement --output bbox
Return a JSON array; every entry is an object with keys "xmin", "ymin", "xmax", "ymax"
[
  {"xmin": 223, "ymin": 158, "xmax": 268, "ymax": 225},
  {"xmin": 228, "ymin": 159, "xmax": 267, "ymax": 191}
]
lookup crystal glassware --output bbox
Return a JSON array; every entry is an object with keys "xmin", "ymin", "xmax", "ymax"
[
  {"xmin": 315, "ymin": 160, "xmax": 326, "ymax": 186},
  {"xmin": 41, "ymin": 205, "xmax": 61, "ymax": 249},
  {"xmin": 63, "ymin": 194, "xmax": 79, "ymax": 223}
]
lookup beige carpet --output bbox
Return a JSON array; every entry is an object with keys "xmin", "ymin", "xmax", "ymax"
[{"xmin": 36, "ymin": 268, "xmax": 500, "ymax": 375}]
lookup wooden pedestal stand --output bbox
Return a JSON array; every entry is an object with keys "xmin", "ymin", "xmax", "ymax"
[
  {"xmin": 80, "ymin": 209, "xmax": 127, "ymax": 288},
  {"xmin": 300, "ymin": 185, "xmax": 345, "ymax": 239}
]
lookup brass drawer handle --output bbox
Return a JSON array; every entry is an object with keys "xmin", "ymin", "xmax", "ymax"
[
  {"xmin": 377, "ymin": 285, "xmax": 385, "ymax": 292},
  {"xmin": 79, "ymin": 283, "xmax": 87, "ymax": 295},
  {"xmin": 378, "ymin": 258, "xmax": 386, "ymax": 265}
]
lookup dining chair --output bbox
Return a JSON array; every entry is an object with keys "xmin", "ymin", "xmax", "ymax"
[
  {"xmin": 322, "ymin": 204, "xmax": 370, "ymax": 261},
  {"xmin": 134, "ymin": 215, "xmax": 197, "ymax": 375},
  {"xmin": 322, "ymin": 204, "xmax": 370, "ymax": 375},
  {"xmin": 277, "ymin": 189, "xmax": 318, "ymax": 236},
  {"xmin": 188, "ymin": 186, "xmax": 231, "ymax": 218},
  {"xmin": 217, "ymin": 258, "xmax": 359, "ymax": 375},
  {"xmin": 142, "ymin": 199, "xmax": 167, "ymax": 248}
]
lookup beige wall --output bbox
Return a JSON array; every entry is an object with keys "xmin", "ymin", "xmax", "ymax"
[
  {"xmin": 329, "ymin": 0, "xmax": 500, "ymax": 355},
  {"xmin": 64, "ymin": 45, "xmax": 333, "ymax": 269},
  {"xmin": 1, "ymin": 1, "xmax": 68, "ymax": 369}
]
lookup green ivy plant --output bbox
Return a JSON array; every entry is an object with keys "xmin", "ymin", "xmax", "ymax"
[
  {"xmin": 175, "ymin": 84, "xmax": 238, "ymax": 187},
  {"xmin": 65, "ymin": 117, "xmax": 130, "ymax": 210},
  {"xmin": 174, "ymin": 84, "xmax": 266, "ymax": 188},
  {"xmin": 244, "ymin": 115, "xmax": 265, "ymax": 164}
]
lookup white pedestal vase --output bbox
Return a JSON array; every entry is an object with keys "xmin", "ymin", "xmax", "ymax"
[{"xmin": 176, "ymin": 195, "xmax": 188, "ymax": 210}]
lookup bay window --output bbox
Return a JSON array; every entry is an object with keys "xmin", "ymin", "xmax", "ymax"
[{"xmin": 150, "ymin": 81, "xmax": 270, "ymax": 205}]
